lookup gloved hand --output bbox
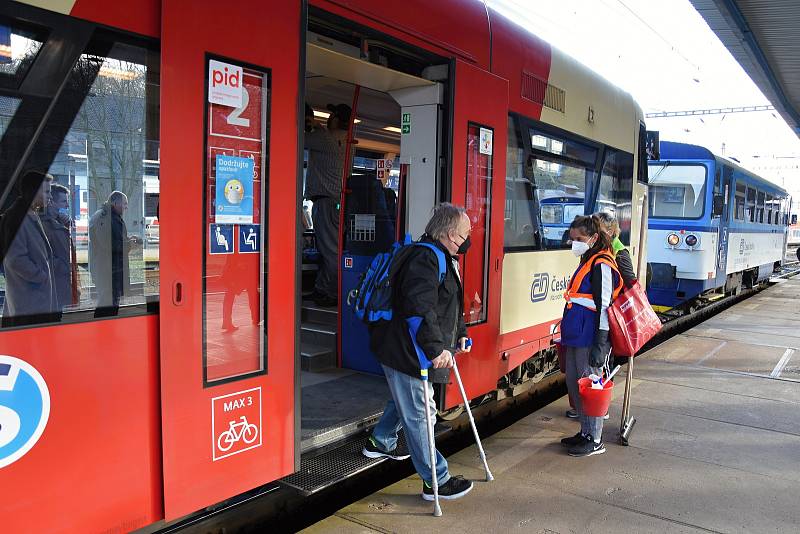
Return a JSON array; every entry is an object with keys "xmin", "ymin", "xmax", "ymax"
[{"xmin": 589, "ymin": 330, "xmax": 611, "ymax": 368}]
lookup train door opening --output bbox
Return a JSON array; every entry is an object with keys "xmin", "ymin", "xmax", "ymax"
[{"xmin": 299, "ymin": 30, "xmax": 447, "ymax": 453}]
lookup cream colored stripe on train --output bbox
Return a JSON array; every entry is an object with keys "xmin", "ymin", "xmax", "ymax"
[{"xmin": 14, "ymin": 0, "xmax": 76, "ymax": 15}]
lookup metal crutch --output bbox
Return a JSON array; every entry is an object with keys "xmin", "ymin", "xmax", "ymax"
[
  {"xmin": 421, "ymin": 367, "xmax": 442, "ymax": 516},
  {"xmin": 452, "ymin": 340, "xmax": 493, "ymax": 482}
]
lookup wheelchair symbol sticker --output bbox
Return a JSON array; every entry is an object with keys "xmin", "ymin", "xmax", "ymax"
[{"xmin": 0, "ymin": 355, "xmax": 50, "ymax": 468}]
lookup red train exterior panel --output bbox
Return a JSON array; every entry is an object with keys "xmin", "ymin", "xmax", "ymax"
[
  {"xmin": 158, "ymin": 0, "xmax": 301, "ymax": 519},
  {"xmin": 0, "ymin": 317, "xmax": 163, "ymax": 533}
]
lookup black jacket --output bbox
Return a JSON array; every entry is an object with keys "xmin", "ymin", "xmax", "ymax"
[
  {"xmin": 615, "ymin": 248, "xmax": 637, "ymax": 287},
  {"xmin": 370, "ymin": 236, "xmax": 467, "ymax": 378}
]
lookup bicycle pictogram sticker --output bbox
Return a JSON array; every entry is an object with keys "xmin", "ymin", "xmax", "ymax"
[
  {"xmin": 211, "ymin": 387, "xmax": 262, "ymax": 460},
  {"xmin": 216, "ymin": 415, "xmax": 259, "ymax": 452}
]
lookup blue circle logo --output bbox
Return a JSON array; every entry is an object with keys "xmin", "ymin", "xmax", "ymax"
[{"xmin": 0, "ymin": 355, "xmax": 50, "ymax": 468}]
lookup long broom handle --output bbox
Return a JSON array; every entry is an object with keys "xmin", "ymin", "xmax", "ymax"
[
  {"xmin": 622, "ymin": 188, "xmax": 649, "ymax": 426},
  {"xmin": 452, "ymin": 358, "xmax": 494, "ymax": 482}
]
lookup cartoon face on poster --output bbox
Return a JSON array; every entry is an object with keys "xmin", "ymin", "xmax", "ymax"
[
  {"xmin": 479, "ymin": 127, "xmax": 493, "ymax": 155},
  {"xmin": 215, "ymin": 155, "xmax": 254, "ymax": 224}
]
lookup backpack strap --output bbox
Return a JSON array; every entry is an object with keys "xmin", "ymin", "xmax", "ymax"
[{"xmin": 413, "ymin": 242, "xmax": 447, "ymax": 283}]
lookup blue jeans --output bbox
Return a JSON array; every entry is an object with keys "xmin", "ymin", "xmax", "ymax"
[{"xmin": 372, "ymin": 364, "xmax": 450, "ymax": 486}]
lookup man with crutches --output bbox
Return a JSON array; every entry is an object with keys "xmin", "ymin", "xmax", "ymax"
[{"xmin": 363, "ymin": 204, "xmax": 475, "ymax": 506}]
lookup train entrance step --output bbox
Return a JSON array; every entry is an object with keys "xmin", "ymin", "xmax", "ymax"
[{"xmin": 281, "ymin": 425, "xmax": 451, "ymax": 495}]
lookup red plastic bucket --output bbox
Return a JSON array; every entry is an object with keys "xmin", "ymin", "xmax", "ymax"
[{"xmin": 578, "ymin": 377, "xmax": 613, "ymax": 417}]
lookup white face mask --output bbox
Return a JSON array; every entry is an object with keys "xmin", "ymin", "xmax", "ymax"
[{"xmin": 571, "ymin": 240, "xmax": 591, "ymax": 257}]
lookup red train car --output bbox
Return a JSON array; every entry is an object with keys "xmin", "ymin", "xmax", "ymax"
[{"xmin": 0, "ymin": 1, "xmax": 648, "ymax": 531}]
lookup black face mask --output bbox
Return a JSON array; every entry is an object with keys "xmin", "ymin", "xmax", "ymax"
[{"xmin": 456, "ymin": 235, "xmax": 471, "ymax": 255}]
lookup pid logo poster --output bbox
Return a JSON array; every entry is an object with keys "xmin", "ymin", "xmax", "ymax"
[{"xmin": 215, "ymin": 155, "xmax": 254, "ymax": 224}]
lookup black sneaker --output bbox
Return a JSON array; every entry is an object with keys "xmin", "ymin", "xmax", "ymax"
[
  {"xmin": 422, "ymin": 475, "xmax": 473, "ymax": 501},
  {"xmin": 560, "ymin": 432, "xmax": 585, "ymax": 447},
  {"xmin": 565, "ymin": 408, "xmax": 578, "ymax": 419},
  {"xmin": 567, "ymin": 435, "xmax": 605, "ymax": 457},
  {"xmin": 362, "ymin": 436, "xmax": 410, "ymax": 460}
]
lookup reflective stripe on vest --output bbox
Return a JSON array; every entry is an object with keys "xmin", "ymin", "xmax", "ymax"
[{"xmin": 563, "ymin": 250, "xmax": 623, "ymax": 310}]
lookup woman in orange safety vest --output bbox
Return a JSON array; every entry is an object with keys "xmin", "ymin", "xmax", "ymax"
[{"xmin": 559, "ymin": 215, "xmax": 622, "ymax": 457}]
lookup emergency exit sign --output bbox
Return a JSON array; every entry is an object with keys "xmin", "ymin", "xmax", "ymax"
[{"xmin": 401, "ymin": 113, "xmax": 411, "ymax": 134}]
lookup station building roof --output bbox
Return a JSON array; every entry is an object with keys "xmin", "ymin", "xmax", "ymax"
[{"xmin": 690, "ymin": 0, "xmax": 800, "ymax": 137}]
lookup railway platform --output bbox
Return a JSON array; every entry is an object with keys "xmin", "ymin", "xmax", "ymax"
[{"xmin": 303, "ymin": 278, "xmax": 800, "ymax": 533}]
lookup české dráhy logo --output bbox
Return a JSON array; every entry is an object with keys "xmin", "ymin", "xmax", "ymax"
[{"xmin": 531, "ymin": 272, "xmax": 550, "ymax": 302}]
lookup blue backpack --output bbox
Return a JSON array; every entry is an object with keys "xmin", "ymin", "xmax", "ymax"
[{"xmin": 351, "ymin": 234, "xmax": 447, "ymax": 324}]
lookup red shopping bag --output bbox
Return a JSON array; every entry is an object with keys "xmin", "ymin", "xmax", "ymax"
[{"xmin": 608, "ymin": 281, "xmax": 662, "ymax": 357}]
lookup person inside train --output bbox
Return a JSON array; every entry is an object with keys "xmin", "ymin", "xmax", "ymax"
[
  {"xmin": 378, "ymin": 169, "xmax": 398, "ymax": 221},
  {"xmin": 41, "ymin": 183, "xmax": 79, "ymax": 310},
  {"xmin": 1, "ymin": 171, "xmax": 58, "ymax": 327},
  {"xmin": 595, "ymin": 211, "xmax": 637, "ymax": 287},
  {"xmin": 559, "ymin": 215, "xmax": 622, "ymax": 457},
  {"xmin": 362, "ymin": 203, "xmax": 474, "ymax": 501},
  {"xmin": 304, "ymin": 102, "xmax": 351, "ymax": 307}
]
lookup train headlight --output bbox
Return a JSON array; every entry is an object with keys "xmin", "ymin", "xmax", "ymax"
[
  {"xmin": 667, "ymin": 233, "xmax": 681, "ymax": 246},
  {"xmin": 685, "ymin": 234, "xmax": 698, "ymax": 247}
]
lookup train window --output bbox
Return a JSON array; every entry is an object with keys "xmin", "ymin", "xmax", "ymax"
[
  {"xmin": 746, "ymin": 187, "xmax": 756, "ymax": 222},
  {"xmin": 203, "ymin": 57, "xmax": 268, "ymax": 383},
  {"xmin": 0, "ymin": 33, "xmax": 159, "ymax": 328},
  {"xmin": 528, "ymin": 127, "xmax": 597, "ymax": 249},
  {"xmin": 647, "ymin": 164, "xmax": 706, "ymax": 219},
  {"xmin": 504, "ymin": 115, "xmax": 540, "ymax": 250},
  {"xmin": 462, "ymin": 123, "xmax": 492, "ymax": 325},
  {"xmin": 596, "ymin": 149, "xmax": 634, "ymax": 244},
  {"xmin": 0, "ymin": 20, "xmax": 47, "ymax": 90},
  {"xmin": 636, "ymin": 122, "xmax": 648, "ymax": 183},
  {"xmin": 766, "ymin": 194, "xmax": 774, "ymax": 224},
  {"xmin": 0, "ymin": 95, "xmax": 20, "ymax": 138},
  {"xmin": 734, "ymin": 182, "xmax": 746, "ymax": 220},
  {"xmin": 756, "ymin": 190, "xmax": 765, "ymax": 223}
]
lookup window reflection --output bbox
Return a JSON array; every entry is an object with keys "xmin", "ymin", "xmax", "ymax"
[{"xmin": 0, "ymin": 34, "xmax": 159, "ymax": 328}]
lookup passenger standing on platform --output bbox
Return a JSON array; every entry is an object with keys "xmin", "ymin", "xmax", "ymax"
[
  {"xmin": 559, "ymin": 215, "xmax": 622, "ymax": 457},
  {"xmin": 304, "ymin": 102, "xmax": 351, "ymax": 307},
  {"xmin": 595, "ymin": 211, "xmax": 637, "ymax": 287},
  {"xmin": 1, "ymin": 171, "xmax": 57, "ymax": 327},
  {"xmin": 362, "ymin": 203, "xmax": 474, "ymax": 501},
  {"xmin": 41, "ymin": 183, "xmax": 78, "ymax": 309}
]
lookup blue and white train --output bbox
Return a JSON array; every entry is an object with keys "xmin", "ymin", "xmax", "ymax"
[{"xmin": 646, "ymin": 141, "xmax": 790, "ymax": 311}]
